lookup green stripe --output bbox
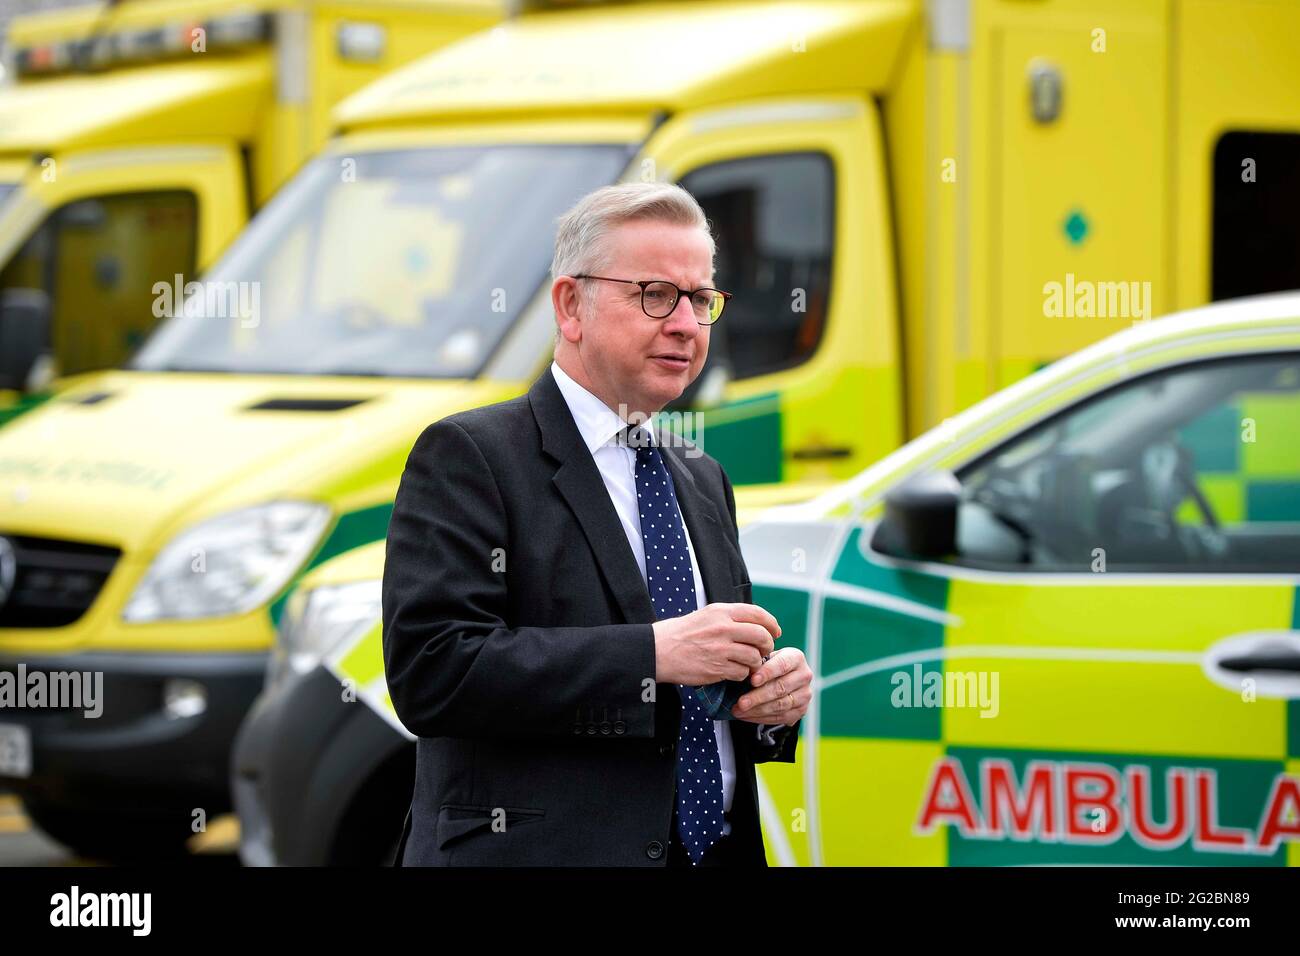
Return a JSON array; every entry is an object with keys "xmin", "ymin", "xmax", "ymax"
[
  {"xmin": 1179, "ymin": 403, "xmax": 1240, "ymax": 473},
  {"xmin": 753, "ymin": 583, "xmax": 809, "ymax": 662},
  {"xmin": 820, "ymin": 594, "xmax": 944, "ymax": 741},
  {"xmin": 702, "ymin": 401, "xmax": 783, "ymax": 485},
  {"xmin": 0, "ymin": 390, "xmax": 54, "ymax": 429},
  {"xmin": 830, "ymin": 527, "xmax": 949, "ymax": 611},
  {"xmin": 816, "ymin": 526, "xmax": 949, "ymax": 739},
  {"xmin": 1246, "ymin": 482, "xmax": 1300, "ymax": 521},
  {"xmin": 268, "ymin": 503, "xmax": 393, "ymax": 628}
]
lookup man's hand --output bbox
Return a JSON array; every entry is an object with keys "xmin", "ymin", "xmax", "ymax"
[
  {"xmin": 652, "ymin": 602, "xmax": 779, "ymax": 687},
  {"xmin": 729, "ymin": 647, "xmax": 811, "ymax": 727}
]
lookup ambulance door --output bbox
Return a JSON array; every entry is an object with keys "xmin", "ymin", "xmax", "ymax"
[
  {"xmin": 0, "ymin": 143, "xmax": 246, "ymax": 382},
  {"xmin": 875, "ymin": 351, "xmax": 1299, "ymax": 865},
  {"xmin": 643, "ymin": 95, "xmax": 900, "ymax": 489},
  {"xmin": 1176, "ymin": 0, "xmax": 1300, "ymax": 308},
  {"xmin": 986, "ymin": 5, "xmax": 1170, "ymax": 386}
]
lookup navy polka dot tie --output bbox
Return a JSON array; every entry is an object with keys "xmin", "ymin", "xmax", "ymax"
[{"xmin": 626, "ymin": 423, "xmax": 725, "ymax": 865}]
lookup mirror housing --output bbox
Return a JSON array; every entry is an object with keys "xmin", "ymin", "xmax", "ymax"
[
  {"xmin": 871, "ymin": 470, "xmax": 961, "ymax": 560},
  {"xmin": 0, "ymin": 288, "xmax": 52, "ymax": 391}
]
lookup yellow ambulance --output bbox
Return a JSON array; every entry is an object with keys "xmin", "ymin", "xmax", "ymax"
[
  {"xmin": 2, "ymin": 0, "xmax": 1299, "ymax": 859},
  {"xmin": 0, "ymin": 0, "xmax": 504, "ymax": 424},
  {"xmin": 243, "ymin": 292, "xmax": 1300, "ymax": 865}
]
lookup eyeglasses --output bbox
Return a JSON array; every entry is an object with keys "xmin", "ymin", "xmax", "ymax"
[{"xmin": 572, "ymin": 274, "xmax": 730, "ymax": 325}]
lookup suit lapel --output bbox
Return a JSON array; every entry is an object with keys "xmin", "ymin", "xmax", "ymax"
[
  {"xmin": 529, "ymin": 368, "xmax": 755, "ymax": 763},
  {"xmin": 529, "ymin": 367, "xmax": 738, "ymax": 622},
  {"xmin": 529, "ymin": 369, "xmax": 656, "ymax": 626}
]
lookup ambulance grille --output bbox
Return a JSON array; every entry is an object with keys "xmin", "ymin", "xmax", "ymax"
[{"xmin": 0, "ymin": 534, "xmax": 120, "ymax": 629}]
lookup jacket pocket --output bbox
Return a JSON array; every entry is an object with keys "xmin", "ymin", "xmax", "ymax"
[{"xmin": 436, "ymin": 803, "xmax": 546, "ymax": 851}]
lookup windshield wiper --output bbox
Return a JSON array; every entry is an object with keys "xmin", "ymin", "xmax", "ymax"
[{"xmin": 148, "ymin": 365, "xmax": 291, "ymax": 375}]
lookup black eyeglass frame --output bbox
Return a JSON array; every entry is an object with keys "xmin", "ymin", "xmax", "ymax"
[{"xmin": 571, "ymin": 274, "xmax": 731, "ymax": 325}]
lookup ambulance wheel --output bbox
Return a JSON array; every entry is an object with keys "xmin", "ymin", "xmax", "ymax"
[
  {"xmin": 23, "ymin": 801, "xmax": 196, "ymax": 862},
  {"xmin": 328, "ymin": 746, "xmax": 414, "ymax": 866}
]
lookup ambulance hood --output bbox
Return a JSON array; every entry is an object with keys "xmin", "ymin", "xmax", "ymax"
[{"xmin": 0, "ymin": 370, "xmax": 515, "ymax": 554}]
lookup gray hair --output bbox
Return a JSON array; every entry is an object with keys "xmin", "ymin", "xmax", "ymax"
[{"xmin": 551, "ymin": 181, "xmax": 715, "ymax": 281}]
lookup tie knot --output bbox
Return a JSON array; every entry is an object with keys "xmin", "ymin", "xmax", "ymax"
[{"xmin": 621, "ymin": 422, "xmax": 655, "ymax": 451}]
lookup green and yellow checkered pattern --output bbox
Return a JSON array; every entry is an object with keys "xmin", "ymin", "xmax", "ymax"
[{"xmin": 1178, "ymin": 389, "xmax": 1300, "ymax": 524}]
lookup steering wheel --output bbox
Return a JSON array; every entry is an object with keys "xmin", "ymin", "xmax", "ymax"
[
  {"xmin": 1177, "ymin": 447, "xmax": 1232, "ymax": 562},
  {"xmin": 1172, "ymin": 445, "xmax": 1219, "ymax": 528},
  {"xmin": 1148, "ymin": 440, "xmax": 1229, "ymax": 562}
]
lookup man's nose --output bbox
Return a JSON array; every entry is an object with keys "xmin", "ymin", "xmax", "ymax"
[{"xmin": 663, "ymin": 293, "xmax": 698, "ymax": 336}]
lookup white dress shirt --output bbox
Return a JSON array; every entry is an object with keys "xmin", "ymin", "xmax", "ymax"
[{"xmin": 549, "ymin": 360, "xmax": 736, "ymax": 835}]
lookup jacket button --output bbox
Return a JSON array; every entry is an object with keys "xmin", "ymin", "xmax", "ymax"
[
  {"xmin": 658, "ymin": 743, "xmax": 672, "ymax": 756},
  {"xmin": 613, "ymin": 721, "xmax": 626, "ymax": 734},
  {"xmin": 645, "ymin": 841, "xmax": 664, "ymax": 860}
]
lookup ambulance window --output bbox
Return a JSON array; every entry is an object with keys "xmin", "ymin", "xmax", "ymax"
[
  {"xmin": 0, "ymin": 191, "xmax": 198, "ymax": 377},
  {"xmin": 679, "ymin": 153, "xmax": 833, "ymax": 380},
  {"xmin": 952, "ymin": 353, "xmax": 1300, "ymax": 572},
  {"xmin": 1212, "ymin": 131, "xmax": 1300, "ymax": 300},
  {"xmin": 133, "ymin": 146, "xmax": 629, "ymax": 378}
]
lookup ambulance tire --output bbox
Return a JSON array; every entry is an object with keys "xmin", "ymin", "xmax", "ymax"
[
  {"xmin": 24, "ymin": 801, "xmax": 196, "ymax": 862},
  {"xmin": 327, "ymin": 745, "xmax": 414, "ymax": 866}
]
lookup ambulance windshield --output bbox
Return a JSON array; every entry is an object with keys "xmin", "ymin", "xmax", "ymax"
[{"xmin": 132, "ymin": 144, "xmax": 629, "ymax": 378}]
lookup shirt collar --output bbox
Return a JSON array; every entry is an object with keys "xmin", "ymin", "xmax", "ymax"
[{"xmin": 549, "ymin": 360, "xmax": 658, "ymax": 455}]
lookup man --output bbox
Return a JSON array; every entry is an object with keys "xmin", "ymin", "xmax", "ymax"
[{"xmin": 382, "ymin": 181, "xmax": 812, "ymax": 867}]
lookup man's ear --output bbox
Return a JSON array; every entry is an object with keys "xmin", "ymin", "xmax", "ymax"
[{"xmin": 552, "ymin": 277, "xmax": 584, "ymax": 345}]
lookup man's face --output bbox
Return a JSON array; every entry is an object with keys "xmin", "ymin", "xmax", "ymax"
[{"xmin": 566, "ymin": 219, "xmax": 713, "ymax": 415}]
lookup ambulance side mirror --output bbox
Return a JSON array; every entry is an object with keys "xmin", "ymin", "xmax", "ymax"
[
  {"xmin": 0, "ymin": 288, "xmax": 52, "ymax": 392},
  {"xmin": 870, "ymin": 470, "xmax": 961, "ymax": 560}
]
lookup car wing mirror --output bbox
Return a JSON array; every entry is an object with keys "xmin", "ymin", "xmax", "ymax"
[{"xmin": 870, "ymin": 470, "xmax": 961, "ymax": 560}]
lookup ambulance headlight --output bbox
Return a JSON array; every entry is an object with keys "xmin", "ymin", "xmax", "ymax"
[
  {"xmin": 123, "ymin": 502, "xmax": 331, "ymax": 622},
  {"xmin": 272, "ymin": 580, "xmax": 381, "ymax": 684}
]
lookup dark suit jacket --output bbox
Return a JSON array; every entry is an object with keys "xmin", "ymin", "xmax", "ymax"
[{"xmin": 381, "ymin": 367, "xmax": 799, "ymax": 866}]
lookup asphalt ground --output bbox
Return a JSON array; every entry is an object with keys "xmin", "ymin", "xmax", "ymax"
[{"xmin": 0, "ymin": 790, "xmax": 240, "ymax": 866}]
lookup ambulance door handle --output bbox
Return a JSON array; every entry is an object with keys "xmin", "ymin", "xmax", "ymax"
[
  {"xmin": 1218, "ymin": 646, "xmax": 1300, "ymax": 673},
  {"xmin": 1203, "ymin": 630, "xmax": 1300, "ymax": 696},
  {"xmin": 789, "ymin": 445, "xmax": 853, "ymax": 461}
]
